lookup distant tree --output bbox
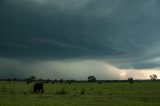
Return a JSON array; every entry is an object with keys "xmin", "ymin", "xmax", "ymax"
[
  {"xmin": 128, "ymin": 77, "xmax": 133, "ymax": 84},
  {"xmin": 47, "ymin": 79, "xmax": 50, "ymax": 82},
  {"xmin": 98, "ymin": 81, "xmax": 102, "ymax": 84},
  {"xmin": 60, "ymin": 79, "xmax": 64, "ymax": 83},
  {"xmin": 12, "ymin": 77, "xmax": 17, "ymax": 81},
  {"xmin": 30, "ymin": 76, "xmax": 36, "ymax": 82},
  {"xmin": 24, "ymin": 78, "xmax": 28, "ymax": 81},
  {"xmin": 88, "ymin": 76, "xmax": 96, "ymax": 82},
  {"xmin": 37, "ymin": 79, "xmax": 43, "ymax": 82},
  {"xmin": 54, "ymin": 79, "xmax": 57, "ymax": 82},
  {"xmin": 51, "ymin": 81, "xmax": 55, "ymax": 84},
  {"xmin": 70, "ymin": 79, "xmax": 76, "ymax": 82},
  {"xmin": 67, "ymin": 80, "xmax": 72, "ymax": 84},
  {"xmin": 150, "ymin": 74, "xmax": 157, "ymax": 80},
  {"xmin": 44, "ymin": 79, "xmax": 50, "ymax": 83},
  {"xmin": 26, "ymin": 80, "xmax": 30, "ymax": 84},
  {"xmin": 26, "ymin": 75, "xmax": 36, "ymax": 84},
  {"xmin": 6, "ymin": 78, "xmax": 11, "ymax": 81}
]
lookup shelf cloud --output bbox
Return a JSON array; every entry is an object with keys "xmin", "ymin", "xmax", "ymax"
[{"xmin": 0, "ymin": 0, "xmax": 160, "ymax": 79}]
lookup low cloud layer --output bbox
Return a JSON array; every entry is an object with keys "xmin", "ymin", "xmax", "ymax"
[
  {"xmin": 0, "ymin": 58, "xmax": 159, "ymax": 80},
  {"xmin": 0, "ymin": 0, "xmax": 160, "ymax": 79}
]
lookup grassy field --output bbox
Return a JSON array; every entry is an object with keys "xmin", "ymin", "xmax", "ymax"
[{"xmin": 0, "ymin": 81, "xmax": 160, "ymax": 106}]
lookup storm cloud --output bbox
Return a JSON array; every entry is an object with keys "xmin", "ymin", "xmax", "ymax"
[{"xmin": 0, "ymin": 0, "xmax": 160, "ymax": 79}]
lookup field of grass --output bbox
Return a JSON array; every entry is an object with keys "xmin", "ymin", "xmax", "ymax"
[{"xmin": 0, "ymin": 81, "xmax": 160, "ymax": 106}]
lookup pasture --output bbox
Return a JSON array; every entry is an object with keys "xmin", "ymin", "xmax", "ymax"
[{"xmin": 0, "ymin": 81, "xmax": 160, "ymax": 106}]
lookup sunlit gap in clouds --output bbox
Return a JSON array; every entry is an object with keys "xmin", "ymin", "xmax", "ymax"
[{"xmin": 119, "ymin": 68, "xmax": 160, "ymax": 80}]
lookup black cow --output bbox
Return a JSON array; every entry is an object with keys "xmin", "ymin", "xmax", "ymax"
[{"xmin": 33, "ymin": 82, "xmax": 44, "ymax": 93}]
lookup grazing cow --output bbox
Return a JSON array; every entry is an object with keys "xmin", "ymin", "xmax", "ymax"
[{"xmin": 33, "ymin": 82, "xmax": 44, "ymax": 93}]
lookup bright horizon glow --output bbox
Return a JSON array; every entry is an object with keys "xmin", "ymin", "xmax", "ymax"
[{"xmin": 119, "ymin": 68, "xmax": 160, "ymax": 80}]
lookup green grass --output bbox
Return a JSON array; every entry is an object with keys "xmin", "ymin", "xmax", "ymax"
[{"xmin": 0, "ymin": 81, "xmax": 160, "ymax": 106}]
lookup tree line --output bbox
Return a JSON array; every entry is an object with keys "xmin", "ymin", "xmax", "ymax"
[{"xmin": 1, "ymin": 74, "xmax": 158, "ymax": 83}]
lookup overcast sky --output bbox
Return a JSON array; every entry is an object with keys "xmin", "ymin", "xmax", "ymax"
[{"xmin": 0, "ymin": 0, "xmax": 160, "ymax": 80}]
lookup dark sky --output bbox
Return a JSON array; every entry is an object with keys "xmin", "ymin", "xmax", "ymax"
[{"xmin": 0, "ymin": 0, "xmax": 160, "ymax": 80}]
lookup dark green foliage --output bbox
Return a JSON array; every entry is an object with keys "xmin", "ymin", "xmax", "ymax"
[
  {"xmin": 26, "ymin": 80, "xmax": 30, "ymax": 84},
  {"xmin": 68, "ymin": 80, "xmax": 72, "ymax": 84},
  {"xmin": 150, "ymin": 74, "xmax": 157, "ymax": 80},
  {"xmin": 128, "ymin": 77, "xmax": 133, "ymax": 84},
  {"xmin": 68, "ymin": 82, "xmax": 71, "ymax": 84},
  {"xmin": 91, "ymin": 87, "xmax": 94, "ymax": 91},
  {"xmin": 98, "ymin": 82, "xmax": 102, "ymax": 84},
  {"xmin": 56, "ymin": 88, "xmax": 67, "ymax": 95},
  {"xmin": 51, "ymin": 81, "xmax": 55, "ymax": 84},
  {"xmin": 98, "ymin": 90, "xmax": 102, "ymax": 95},
  {"xmin": 26, "ymin": 75, "xmax": 36, "ymax": 84},
  {"xmin": 80, "ymin": 87, "xmax": 85, "ymax": 95},
  {"xmin": 30, "ymin": 76, "xmax": 36, "ymax": 82},
  {"xmin": 73, "ymin": 87, "xmax": 77, "ymax": 91},
  {"xmin": 12, "ymin": 78, "xmax": 17, "ymax": 81},
  {"xmin": 44, "ymin": 79, "xmax": 50, "ymax": 83},
  {"xmin": 9, "ymin": 89, "xmax": 15, "ymax": 94},
  {"xmin": 60, "ymin": 79, "xmax": 64, "ymax": 83},
  {"xmin": 1, "ymin": 86, "xmax": 7, "ymax": 92},
  {"xmin": 108, "ymin": 93, "xmax": 112, "ymax": 95},
  {"xmin": 6, "ymin": 79, "xmax": 11, "ymax": 83},
  {"xmin": 54, "ymin": 79, "xmax": 57, "ymax": 82},
  {"xmin": 88, "ymin": 76, "xmax": 96, "ymax": 82}
]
